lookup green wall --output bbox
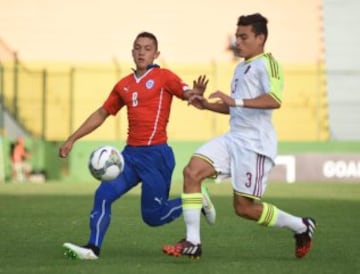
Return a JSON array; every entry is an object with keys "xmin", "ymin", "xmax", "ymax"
[
  {"xmin": 64, "ymin": 140, "xmax": 360, "ymax": 183},
  {"xmin": 2, "ymin": 138, "xmax": 359, "ymax": 183}
]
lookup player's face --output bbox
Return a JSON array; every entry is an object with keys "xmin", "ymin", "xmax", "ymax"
[
  {"xmin": 132, "ymin": 37, "xmax": 160, "ymax": 73},
  {"xmin": 235, "ymin": 25, "xmax": 265, "ymax": 60}
]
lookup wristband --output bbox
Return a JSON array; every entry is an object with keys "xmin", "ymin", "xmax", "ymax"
[{"xmin": 235, "ymin": 99, "xmax": 244, "ymax": 107}]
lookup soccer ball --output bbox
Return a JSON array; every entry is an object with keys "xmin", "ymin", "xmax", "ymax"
[{"xmin": 88, "ymin": 145, "xmax": 125, "ymax": 181}]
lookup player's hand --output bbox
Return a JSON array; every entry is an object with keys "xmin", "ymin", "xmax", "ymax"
[
  {"xmin": 209, "ymin": 90, "xmax": 235, "ymax": 107},
  {"xmin": 59, "ymin": 141, "xmax": 73, "ymax": 158},
  {"xmin": 188, "ymin": 94, "xmax": 207, "ymax": 109},
  {"xmin": 192, "ymin": 75, "xmax": 209, "ymax": 96}
]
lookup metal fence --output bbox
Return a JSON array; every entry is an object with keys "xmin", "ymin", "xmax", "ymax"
[
  {"xmin": 0, "ymin": 42, "xmax": 121, "ymax": 140},
  {"xmin": 0, "ymin": 38, "xmax": 331, "ymax": 142}
]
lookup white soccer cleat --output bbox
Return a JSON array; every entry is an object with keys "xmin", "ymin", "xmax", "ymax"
[
  {"xmin": 201, "ymin": 185, "xmax": 216, "ymax": 225},
  {"xmin": 63, "ymin": 242, "xmax": 98, "ymax": 260}
]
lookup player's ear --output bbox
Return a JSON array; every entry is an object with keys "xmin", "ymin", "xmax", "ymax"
[
  {"xmin": 155, "ymin": 51, "xmax": 160, "ymax": 59},
  {"xmin": 257, "ymin": 33, "xmax": 266, "ymax": 45}
]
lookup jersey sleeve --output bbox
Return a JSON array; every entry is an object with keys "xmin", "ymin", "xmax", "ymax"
[
  {"xmin": 102, "ymin": 82, "xmax": 125, "ymax": 115},
  {"xmin": 262, "ymin": 54, "xmax": 284, "ymax": 104},
  {"xmin": 162, "ymin": 69, "xmax": 190, "ymax": 99}
]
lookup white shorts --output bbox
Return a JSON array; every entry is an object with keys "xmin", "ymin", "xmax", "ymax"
[{"xmin": 194, "ymin": 134, "xmax": 274, "ymax": 199}]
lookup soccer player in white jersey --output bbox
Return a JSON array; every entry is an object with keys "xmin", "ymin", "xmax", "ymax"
[{"xmin": 163, "ymin": 13, "xmax": 316, "ymax": 259}]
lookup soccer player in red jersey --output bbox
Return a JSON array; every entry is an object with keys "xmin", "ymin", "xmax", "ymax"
[{"xmin": 59, "ymin": 32, "xmax": 214, "ymax": 260}]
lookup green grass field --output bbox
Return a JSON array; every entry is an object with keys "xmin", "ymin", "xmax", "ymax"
[{"xmin": 0, "ymin": 181, "xmax": 359, "ymax": 274}]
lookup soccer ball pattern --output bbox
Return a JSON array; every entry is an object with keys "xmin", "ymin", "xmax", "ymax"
[{"xmin": 88, "ymin": 145, "xmax": 125, "ymax": 181}]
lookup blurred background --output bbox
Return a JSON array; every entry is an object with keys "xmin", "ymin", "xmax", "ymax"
[{"xmin": 0, "ymin": 0, "xmax": 359, "ymax": 183}]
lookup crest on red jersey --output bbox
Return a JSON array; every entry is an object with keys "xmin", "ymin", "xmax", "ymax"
[{"xmin": 146, "ymin": 79, "xmax": 155, "ymax": 89}]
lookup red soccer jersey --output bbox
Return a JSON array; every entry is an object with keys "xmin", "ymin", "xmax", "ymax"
[{"xmin": 103, "ymin": 66, "xmax": 190, "ymax": 146}]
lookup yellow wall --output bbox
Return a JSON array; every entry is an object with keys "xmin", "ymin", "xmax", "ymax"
[
  {"xmin": 0, "ymin": 0, "xmax": 323, "ymax": 64},
  {"xmin": 0, "ymin": 0, "xmax": 328, "ymax": 141}
]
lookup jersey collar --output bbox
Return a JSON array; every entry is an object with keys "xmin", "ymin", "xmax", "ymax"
[
  {"xmin": 132, "ymin": 64, "xmax": 160, "ymax": 82},
  {"xmin": 244, "ymin": 52, "xmax": 267, "ymax": 63},
  {"xmin": 132, "ymin": 63, "xmax": 160, "ymax": 73}
]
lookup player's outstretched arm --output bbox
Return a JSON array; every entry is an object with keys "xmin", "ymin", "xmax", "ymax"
[
  {"xmin": 59, "ymin": 107, "xmax": 110, "ymax": 158},
  {"xmin": 239, "ymin": 93, "xmax": 281, "ymax": 109},
  {"xmin": 189, "ymin": 93, "xmax": 230, "ymax": 114},
  {"xmin": 209, "ymin": 91, "xmax": 281, "ymax": 109}
]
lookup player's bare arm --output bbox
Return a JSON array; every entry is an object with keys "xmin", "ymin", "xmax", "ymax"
[
  {"xmin": 209, "ymin": 91, "xmax": 281, "ymax": 109},
  {"xmin": 59, "ymin": 107, "xmax": 110, "ymax": 158},
  {"xmin": 241, "ymin": 93, "xmax": 281, "ymax": 109},
  {"xmin": 189, "ymin": 93, "xmax": 230, "ymax": 114}
]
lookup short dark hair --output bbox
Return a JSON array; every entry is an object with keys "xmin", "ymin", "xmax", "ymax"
[
  {"xmin": 237, "ymin": 13, "xmax": 268, "ymax": 42},
  {"xmin": 135, "ymin": 31, "xmax": 158, "ymax": 50}
]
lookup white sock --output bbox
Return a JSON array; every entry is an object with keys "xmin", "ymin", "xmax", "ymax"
[
  {"xmin": 183, "ymin": 208, "xmax": 201, "ymax": 244},
  {"xmin": 274, "ymin": 209, "xmax": 306, "ymax": 233}
]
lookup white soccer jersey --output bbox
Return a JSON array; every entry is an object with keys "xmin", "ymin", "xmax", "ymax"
[{"xmin": 229, "ymin": 52, "xmax": 284, "ymax": 162}]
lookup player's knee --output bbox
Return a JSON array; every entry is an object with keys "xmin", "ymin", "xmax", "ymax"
[
  {"xmin": 141, "ymin": 210, "xmax": 163, "ymax": 227},
  {"xmin": 141, "ymin": 205, "xmax": 181, "ymax": 227},
  {"xmin": 141, "ymin": 206, "xmax": 165, "ymax": 227},
  {"xmin": 183, "ymin": 165, "xmax": 204, "ymax": 183},
  {"xmin": 183, "ymin": 158, "xmax": 215, "ymax": 186},
  {"xmin": 183, "ymin": 165, "xmax": 194, "ymax": 180}
]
